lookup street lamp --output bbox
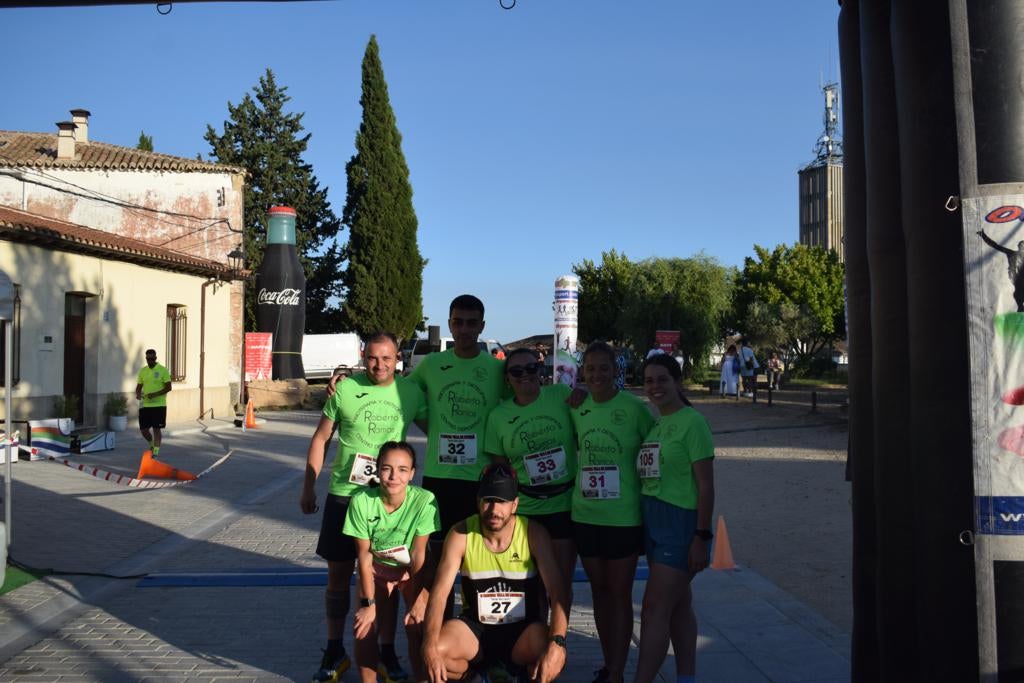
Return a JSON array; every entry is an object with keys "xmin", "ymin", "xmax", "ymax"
[{"xmin": 227, "ymin": 246, "xmax": 246, "ymax": 411}]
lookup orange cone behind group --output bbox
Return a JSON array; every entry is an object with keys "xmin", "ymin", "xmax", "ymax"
[
  {"xmin": 711, "ymin": 515, "xmax": 737, "ymax": 570},
  {"xmin": 136, "ymin": 450, "xmax": 197, "ymax": 481},
  {"xmin": 245, "ymin": 399, "xmax": 258, "ymax": 429}
]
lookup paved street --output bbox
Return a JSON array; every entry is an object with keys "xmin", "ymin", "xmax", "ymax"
[{"xmin": 0, "ymin": 404, "xmax": 850, "ymax": 682}]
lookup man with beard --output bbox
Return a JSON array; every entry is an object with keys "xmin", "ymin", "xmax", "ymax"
[{"xmin": 421, "ymin": 464, "xmax": 568, "ymax": 683}]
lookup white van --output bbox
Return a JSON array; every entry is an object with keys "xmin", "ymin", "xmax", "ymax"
[{"xmin": 403, "ymin": 337, "xmax": 504, "ymax": 374}]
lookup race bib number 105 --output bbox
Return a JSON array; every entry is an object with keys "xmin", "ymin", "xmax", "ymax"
[
  {"xmin": 439, "ymin": 434, "xmax": 477, "ymax": 465},
  {"xmin": 637, "ymin": 443, "xmax": 661, "ymax": 479}
]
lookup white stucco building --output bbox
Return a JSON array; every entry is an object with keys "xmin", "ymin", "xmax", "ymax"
[{"xmin": 0, "ymin": 109, "xmax": 247, "ymax": 425}]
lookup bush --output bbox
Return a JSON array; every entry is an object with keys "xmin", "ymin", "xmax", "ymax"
[
  {"xmin": 103, "ymin": 393, "xmax": 128, "ymax": 417},
  {"xmin": 54, "ymin": 394, "xmax": 79, "ymax": 419}
]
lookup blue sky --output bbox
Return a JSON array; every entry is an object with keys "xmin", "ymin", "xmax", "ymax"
[{"xmin": 2, "ymin": 0, "xmax": 841, "ymax": 343}]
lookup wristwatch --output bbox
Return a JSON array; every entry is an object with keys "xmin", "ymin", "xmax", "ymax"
[
  {"xmin": 694, "ymin": 528, "xmax": 714, "ymax": 541},
  {"xmin": 359, "ymin": 598, "xmax": 375, "ymax": 608},
  {"xmin": 548, "ymin": 634, "xmax": 567, "ymax": 648}
]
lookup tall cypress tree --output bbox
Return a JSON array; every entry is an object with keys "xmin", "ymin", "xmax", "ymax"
[
  {"xmin": 205, "ymin": 69, "xmax": 344, "ymax": 332},
  {"xmin": 341, "ymin": 35, "xmax": 425, "ymax": 340}
]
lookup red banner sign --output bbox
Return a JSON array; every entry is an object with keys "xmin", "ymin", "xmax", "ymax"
[
  {"xmin": 245, "ymin": 332, "xmax": 273, "ymax": 381},
  {"xmin": 655, "ymin": 330, "xmax": 680, "ymax": 353}
]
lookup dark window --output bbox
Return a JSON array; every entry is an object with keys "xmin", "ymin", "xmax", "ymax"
[
  {"xmin": 166, "ymin": 304, "xmax": 187, "ymax": 381},
  {"xmin": 0, "ymin": 284, "xmax": 21, "ymax": 387}
]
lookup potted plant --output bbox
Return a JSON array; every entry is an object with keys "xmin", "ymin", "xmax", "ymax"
[
  {"xmin": 53, "ymin": 394, "xmax": 79, "ymax": 434},
  {"xmin": 103, "ymin": 393, "xmax": 129, "ymax": 432}
]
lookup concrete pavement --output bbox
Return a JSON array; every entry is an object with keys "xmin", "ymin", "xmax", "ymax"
[{"xmin": 0, "ymin": 411, "xmax": 850, "ymax": 681}]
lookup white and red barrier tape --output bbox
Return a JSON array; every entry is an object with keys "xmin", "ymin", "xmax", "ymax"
[{"xmin": 40, "ymin": 449, "xmax": 234, "ymax": 489}]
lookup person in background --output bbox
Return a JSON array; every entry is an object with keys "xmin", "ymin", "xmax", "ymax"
[
  {"xmin": 135, "ymin": 348, "xmax": 171, "ymax": 457},
  {"xmin": 739, "ymin": 338, "xmax": 760, "ymax": 398},
  {"xmin": 766, "ymin": 351, "xmax": 784, "ymax": 391},
  {"xmin": 719, "ymin": 344, "xmax": 740, "ymax": 398},
  {"xmin": 634, "ymin": 354, "xmax": 715, "ymax": 683}
]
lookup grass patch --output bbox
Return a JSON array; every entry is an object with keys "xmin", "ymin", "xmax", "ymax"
[{"xmin": 1, "ymin": 564, "xmax": 47, "ymax": 595}]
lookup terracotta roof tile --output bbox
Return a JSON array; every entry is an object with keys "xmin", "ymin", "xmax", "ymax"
[
  {"xmin": 0, "ymin": 206, "xmax": 239, "ymax": 279},
  {"xmin": 0, "ymin": 131, "xmax": 244, "ymax": 174}
]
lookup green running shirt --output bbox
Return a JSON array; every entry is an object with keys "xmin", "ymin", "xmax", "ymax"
[
  {"xmin": 409, "ymin": 349, "xmax": 507, "ymax": 481},
  {"xmin": 638, "ymin": 406, "xmax": 714, "ymax": 510},
  {"xmin": 137, "ymin": 363, "xmax": 170, "ymax": 408},
  {"xmin": 459, "ymin": 515, "xmax": 543, "ymax": 626},
  {"xmin": 484, "ymin": 383, "xmax": 576, "ymax": 516},
  {"xmin": 322, "ymin": 373, "xmax": 427, "ymax": 497},
  {"xmin": 343, "ymin": 485, "xmax": 440, "ymax": 567},
  {"xmin": 570, "ymin": 390, "xmax": 655, "ymax": 526}
]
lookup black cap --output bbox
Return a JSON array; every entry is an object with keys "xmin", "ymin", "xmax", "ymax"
[{"xmin": 478, "ymin": 464, "xmax": 519, "ymax": 502}]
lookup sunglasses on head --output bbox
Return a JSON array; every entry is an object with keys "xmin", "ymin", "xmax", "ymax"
[
  {"xmin": 507, "ymin": 362, "xmax": 542, "ymax": 378},
  {"xmin": 481, "ymin": 463, "xmax": 516, "ymax": 479}
]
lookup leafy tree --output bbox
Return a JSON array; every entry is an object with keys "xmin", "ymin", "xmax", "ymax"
[
  {"xmin": 732, "ymin": 243, "xmax": 845, "ymax": 369},
  {"xmin": 137, "ymin": 131, "xmax": 153, "ymax": 151},
  {"xmin": 205, "ymin": 68, "xmax": 344, "ymax": 332},
  {"xmin": 574, "ymin": 249, "xmax": 636, "ymax": 345},
  {"xmin": 341, "ymin": 35, "xmax": 425, "ymax": 340}
]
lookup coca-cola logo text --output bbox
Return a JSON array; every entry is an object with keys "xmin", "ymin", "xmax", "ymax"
[{"xmin": 257, "ymin": 288, "xmax": 302, "ymax": 306}]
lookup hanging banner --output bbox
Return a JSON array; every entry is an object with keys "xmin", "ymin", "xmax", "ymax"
[
  {"xmin": 245, "ymin": 332, "xmax": 273, "ymax": 382},
  {"xmin": 553, "ymin": 275, "xmax": 579, "ymax": 387},
  {"xmin": 655, "ymin": 330, "xmax": 680, "ymax": 354},
  {"xmin": 967, "ymin": 198, "xmax": 1024, "ymax": 534}
]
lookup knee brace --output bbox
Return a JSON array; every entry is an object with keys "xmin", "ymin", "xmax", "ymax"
[{"xmin": 325, "ymin": 589, "xmax": 349, "ymax": 620}]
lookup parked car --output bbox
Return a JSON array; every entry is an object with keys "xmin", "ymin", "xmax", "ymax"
[{"xmin": 302, "ymin": 333, "xmax": 363, "ymax": 381}]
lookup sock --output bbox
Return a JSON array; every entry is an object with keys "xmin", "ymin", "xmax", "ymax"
[
  {"xmin": 326, "ymin": 638, "xmax": 345, "ymax": 658},
  {"xmin": 677, "ymin": 676, "xmax": 696, "ymax": 683},
  {"xmin": 152, "ymin": 446, "xmax": 160, "ymax": 456}
]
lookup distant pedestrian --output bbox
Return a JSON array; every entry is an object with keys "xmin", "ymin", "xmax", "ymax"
[
  {"xmin": 135, "ymin": 348, "xmax": 171, "ymax": 457},
  {"xmin": 671, "ymin": 343, "xmax": 685, "ymax": 370},
  {"xmin": 614, "ymin": 347, "xmax": 628, "ymax": 390},
  {"xmin": 739, "ymin": 338, "xmax": 760, "ymax": 398},
  {"xmin": 719, "ymin": 344, "xmax": 740, "ymax": 397},
  {"xmin": 766, "ymin": 352, "xmax": 783, "ymax": 390},
  {"xmin": 646, "ymin": 345, "xmax": 665, "ymax": 360}
]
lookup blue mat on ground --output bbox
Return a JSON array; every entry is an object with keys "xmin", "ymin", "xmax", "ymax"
[{"xmin": 137, "ymin": 564, "xmax": 651, "ymax": 588}]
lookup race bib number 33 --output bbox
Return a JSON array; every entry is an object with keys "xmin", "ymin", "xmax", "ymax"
[
  {"xmin": 524, "ymin": 447, "xmax": 568, "ymax": 485},
  {"xmin": 477, "ymin": 591, "xmax": 526, "ymax": 624},
  {"xmin": 439, "ymin": 434, "xmax": 477, "ymax": 465},
  {"xmin": 637, "ymin": 443, "xmax": 660, "ymax": 479}
]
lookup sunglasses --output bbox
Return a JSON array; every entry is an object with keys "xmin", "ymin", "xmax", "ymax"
[
  {"xmin": 507, "ymin": 362, "xmax": 542, "ymax": 378},
  {"xmin": 480, "ymin": 463, "xmax": 516, "ymax": 479}
]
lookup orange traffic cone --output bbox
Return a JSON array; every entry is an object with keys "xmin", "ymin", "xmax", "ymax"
[
  {"xmin": 710, "ymin": 515, "xmax": 737, "ymax": 570},
  {"xmin": 136, "ymin": 450, "xmax": 197, "ymax": 481},
  {"xmin": 245, "ymin": 399, "xmax": 258, "ymax": 429}
]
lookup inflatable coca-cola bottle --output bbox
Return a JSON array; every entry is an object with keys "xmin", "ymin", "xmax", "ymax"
[{"xmin": 255, "ymin": 206, "xmax": 306, "ymax": 379}]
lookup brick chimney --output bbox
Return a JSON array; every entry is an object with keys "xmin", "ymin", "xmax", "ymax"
[
  {"xmin": 70, "ymin": 108, "xmax": 90, "ymax": 144},
  {"xmin": 56, "ymin": 121, "xmax": 76, "ymax": 160}
]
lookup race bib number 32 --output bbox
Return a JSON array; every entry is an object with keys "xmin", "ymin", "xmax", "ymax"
[
  {"xmin": 477, "ymin": 591, "xmax": 526, "ymax": 624},
  {"xmin": 348, "ymin": 453, "xmax": 378, "ymax": 486},
  {"xmin": 439, "ymin": 434, "xmax": 477, "ymax": 465},
  {"xmin": 637, "ymin": 443, "xmax": 661, "ymax": 479},
  {"xmin": 580, "ymin": 465, "xmax": 620, "ymax": 499},
  {"xmin": 524, "ymin": 447, "xmax": 568, "ymax": 485}
]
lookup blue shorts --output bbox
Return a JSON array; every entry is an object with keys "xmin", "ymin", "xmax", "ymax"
[{"xmin": 642, "ymin": 495, "xmax": 705, "ymax": 571}]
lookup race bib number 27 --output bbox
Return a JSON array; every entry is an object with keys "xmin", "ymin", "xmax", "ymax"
[
  {"xmin": 477, "ymin": 591, "xmax": 526, "ymax": 624},
  {"xmin": 439, "ymin": 434, "xmax": 477, "ymax": 465}
]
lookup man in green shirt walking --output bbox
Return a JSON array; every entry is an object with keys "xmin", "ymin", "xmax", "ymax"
[{"xmin": 134, "ymin": 349, "xmax": 171, "ymax": 457}]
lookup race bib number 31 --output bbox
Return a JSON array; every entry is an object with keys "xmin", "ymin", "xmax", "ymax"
[
  {"xmin": 637, "ymin": 443, "xmax": 661, "ymax": 479},
  {"xmin": 477, "ymin": 591, "xmax": 526, "ymax": 624},
  {"xmin": 348, "ymin": 453, "xmax": 378, "ymax": 486},
  {"xmin": 439, "ymin": 434, "xmax": 477, "ymax": 465},
  {"xmin": 580, "ymin": 465, "xmax": 620, "ymax": 499},
  {"xmin": 524, "ymin": 447, "xmax": 568, "ymax": 485}
]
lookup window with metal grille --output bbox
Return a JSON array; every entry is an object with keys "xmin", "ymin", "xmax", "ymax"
[
  {"xmin": 0, "ymin": 284, "xmax": 21, "ymax": 387},
  {"xmin": 166, "ymin": 304, "xmax": 187, "ymax": 381}
]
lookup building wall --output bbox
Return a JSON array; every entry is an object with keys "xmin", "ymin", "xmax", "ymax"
[
  {"xmin": 0, "ymin": 240, "xmax": 237, "ymax": 425},
  {"xmin": 798, "ymin": 162, "xmax": 845, "ymax": 262}
]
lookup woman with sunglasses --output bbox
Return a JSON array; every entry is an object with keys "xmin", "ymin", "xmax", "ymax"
[
  {"xmin": 569, "ymin": 341, "xmax": 654, "ymax": 683},
  {"xmin": 483, "ymin": 347, "xmax": 578, "ymax": 608},
  {"xmin": 635, "ymin": 354, "xmax": 715, "ymax": 683}
]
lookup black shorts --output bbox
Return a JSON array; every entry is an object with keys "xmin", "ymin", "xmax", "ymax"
[
  {"xmin": 315, "ymin": 494, "xmax": 358, "ymax": 562},
  {"xmin": 574, "ymin": 521, "xmax": 644, "ymax": 559},
  {"xmin": 457, "ymin": 615, "xmax": 543, "ymax": 669},
  {"xmin": 522, "ymin": 510, "xmax": 574, "ymax": 541},
  {"xmin": 422, "ymin": 476, "xmax": 480, "ymax": 540},
  {"xmin": 138, "ymin": 407, "xmax": 167, "ymax": 430}
]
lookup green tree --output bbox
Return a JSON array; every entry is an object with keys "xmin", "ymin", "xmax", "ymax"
[
  {"xmin": 205, "ymin": 68, "xmax": 344, "ymax": 332},
  {"xmin": 732, "ymin": 243, "xmax": 845, "ymax": 369},
  {"xmin": 574, "ymin": 249, "xmax": 636, "ymax": 344},
  {"xmin": 136, "ymin": 131, "xmax": 153, "ymax": 151},
  {"xmin": 340, "ymin": 35, "xmax": 425, "ymax": 340}
]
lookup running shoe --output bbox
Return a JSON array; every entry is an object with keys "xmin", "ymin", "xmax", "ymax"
[
  {"xmin": 312, "ymin": 649, "xmax": 351, "ymax": 683},
  {"xmin": 377, "ymin": 655, "xmax": 410, "ymax": 683}
]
